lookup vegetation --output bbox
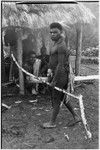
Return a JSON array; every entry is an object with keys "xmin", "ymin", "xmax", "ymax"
[
  {"xmin": 82, "ymin": 47, "xmax": 99, "ymax": 57},
  {"xmin": 81, "ymin": 57, "xmax": 98, "ymax": 65}
]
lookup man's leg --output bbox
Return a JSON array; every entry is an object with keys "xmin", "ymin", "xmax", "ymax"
[
  {"xmin": 50, "ymin": 103, "xmax": 60, "ymax": 125},
  {"xmin": 43, "ymin": 89, "xmax": 62, "ymax": 128},
  {"xmin": 63, "ymin": 99, "xmax": 78, "ymax": 120},
  {"xmin": 50, "ymin": 88, "xmax": 63, "ymax": 124},
  {"xmin": 62, "ymin": 83, "xmax": 81, "ymax": 125},
  {"xmin": 63, "ymin": 97, "xmax": 81, "ymax": 126}
]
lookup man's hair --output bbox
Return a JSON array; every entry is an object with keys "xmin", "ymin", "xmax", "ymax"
[{"xmin": 50, "ymin": 22, "xmax": 62, "ymax": 31}]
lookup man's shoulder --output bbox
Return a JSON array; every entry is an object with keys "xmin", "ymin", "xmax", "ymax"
[
  {"xmin": 58, "ymin": 40, "xmax": 67, "ymax": 51},
  {"xmin": 58, "ymin": 38, "xmax": 66, "ymax": 47}
]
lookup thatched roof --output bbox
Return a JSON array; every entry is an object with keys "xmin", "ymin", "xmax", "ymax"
[{"xmin": 2, "ymin": 2, "xmax": 96, "ymax": 30}]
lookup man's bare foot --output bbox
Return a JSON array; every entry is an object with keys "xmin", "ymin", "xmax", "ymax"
[
  {"xmin": 74, "ymin": 114, "xmax": 81, "ymax": 122},
  {"xmin": 67, "ymin": 115, "xmax": 82, "ymax": 127}
]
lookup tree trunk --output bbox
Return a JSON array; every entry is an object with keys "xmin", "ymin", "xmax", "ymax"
[
  {"xmin": 75, "ymin": 25, "xmax": 83, "ymax": 76},
  {"xmin": 17, "ymin": 29, "xmax": 24, "ymax": 95}
]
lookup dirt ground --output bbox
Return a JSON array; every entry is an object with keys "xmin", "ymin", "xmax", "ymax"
[{"xmin": 1, "ymin": 63, "xmax": 99, "ymax": 149}]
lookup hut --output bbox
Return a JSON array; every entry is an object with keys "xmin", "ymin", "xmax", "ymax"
[{"xmin": 2, "ymin": 2, "xmax": 95, "ymax": 94}]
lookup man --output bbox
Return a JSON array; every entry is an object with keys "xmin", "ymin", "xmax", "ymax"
[
  {"xmin": 43, "ymin": 22, "xmax": 81, "ymax": 128},
  {"xmin": 23, "ymin": 52, "xmax": 37, "ymax": 94}
]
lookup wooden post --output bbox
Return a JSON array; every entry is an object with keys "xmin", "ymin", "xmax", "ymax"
[
  {"xmin": 1, "ymin": 41, "xmax": 6, "ymax": 83},
  {"xmin": 75, "ymin": 25, "xmax": 83, "ymax": 76},
  {"xmin": 9, "ymin": 46, "xmax": 14, "ymax": 81},
  {"xmin": 17, "ymin": 29, "xmax": 24, "ymax": 95},
  {"xmin": 9, "ymin": 58, "xmax": 13, "ymax": 81}
]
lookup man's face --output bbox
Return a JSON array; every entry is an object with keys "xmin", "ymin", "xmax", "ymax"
[
  {"xmin": 29, "ymin": 54, "xmax": 36, "ymax": 64},
  {"xmin": 50, "ymin": 28, "xmax": 62, "ymax": 41}
]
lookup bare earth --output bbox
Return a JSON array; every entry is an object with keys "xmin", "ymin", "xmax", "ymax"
[{"xmin": 2, "ymin": 63, "xmax": 99, "ymax": 149}]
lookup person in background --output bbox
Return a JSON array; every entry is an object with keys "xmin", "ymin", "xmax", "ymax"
[
  {"xmin": 22, "ymin": 34, "xmax": 34, "ymax": 63},
  {"xmin": 43, "ymin": 22, "xmax": 81, "ymax": 128},
  {"xmin": 38, "ymin": 43, "xmax": 49, "ymax": 94},
  {"xmin": 39, "ymin": 43, "xmax": 49, "ymax": 76},
  {"xmin": 23, "ymin": 51, "xmax": 37, "ymax": 94}
]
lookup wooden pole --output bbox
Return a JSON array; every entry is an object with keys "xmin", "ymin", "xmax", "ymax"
[
  {"xmin": 9, "ymin": 46, "xmax": 14, "ymax": 81},
  {"xmin": 17, "ymin": 29, "xmax": 24, "ymax": 95},
  {"xmin": 9, "ymin": 58, "xmax": 13, "ymax": 81},
  {"xmin": 1, "ymin": 41, "xmax": 6, "ymax": 83},
  {"xmin": 75, "ymin": 25, "xmax": 83, "ymax": 76}
]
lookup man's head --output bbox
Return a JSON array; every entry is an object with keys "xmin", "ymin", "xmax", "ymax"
[
  {"xmin": 50, "ymin": 22, "xmax": 63, "ymax": 41},
  {"xmin": 28, "ymin": 52, "xmax": 36, "ymax": 64}
]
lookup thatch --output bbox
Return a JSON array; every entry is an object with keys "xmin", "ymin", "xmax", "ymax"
[
  {"xmin": 2, "ymin": 2, "xmax": 96, "ymax": 55},
  {"xmin": 2, "ymin": 2, "xmax": 96, "ymax": 29}
]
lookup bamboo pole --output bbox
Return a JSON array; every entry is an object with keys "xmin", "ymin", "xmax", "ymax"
[{"xmin": 17, "ymin": 29, "xmax": 24, "ymax": 95}]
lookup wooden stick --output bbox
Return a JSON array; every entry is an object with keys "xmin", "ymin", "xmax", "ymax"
[
  {"xmin": 2, "ymin": 81, "xmax": 14, "ymax": 87},
  {"xmin": 11, "ymin": 54, "xmax": 92, "ymax": 138},
  {"xmin": 2, "ymin": 103, "xmax": 11, "ymax": 109},
  {"xmin": 78, "ymin": 95, "xmax": 92, "ymax": 139},
  {"xmin": 74, "ymin": 75, "xmax": 99, "ymax": 81}
]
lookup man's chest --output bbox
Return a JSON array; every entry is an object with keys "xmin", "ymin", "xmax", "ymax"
[{"xmin": 50, "ymin": 43, "xmax": 58, "ymax": 55}]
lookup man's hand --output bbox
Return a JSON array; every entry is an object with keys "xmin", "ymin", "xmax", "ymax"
[
  {"xmin": 47, "ymin": 69, "xmax": 53, "ymax": 77},
  {"xmin": 50, "ymin": 81, "xmax": 56, "ymax": 87}
]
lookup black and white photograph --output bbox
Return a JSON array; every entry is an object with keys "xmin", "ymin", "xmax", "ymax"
[{"xmin": 1, "ymin": 0, "xmax": 99, "ymax": 149}]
